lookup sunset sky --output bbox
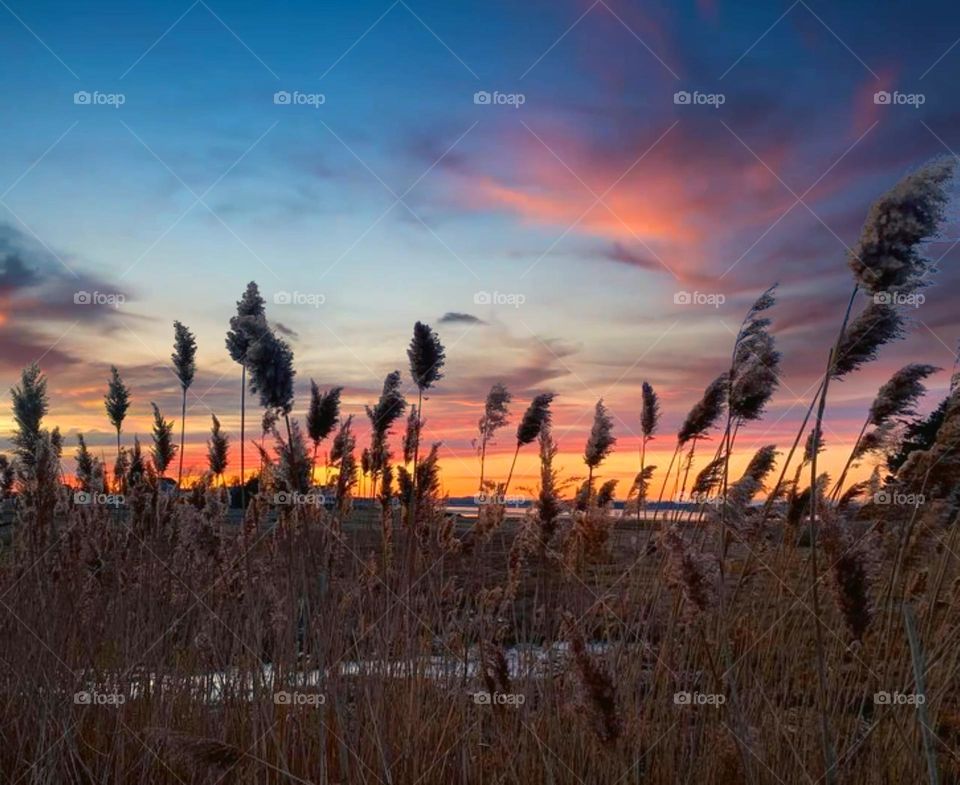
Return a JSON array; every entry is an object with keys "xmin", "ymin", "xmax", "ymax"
[{"xmin": 1, "ymin": 0, "xmax": 959, "ymax": 496}]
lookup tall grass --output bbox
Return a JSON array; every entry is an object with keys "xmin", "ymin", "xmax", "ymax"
[{"xmin": 0, "ymin": 159, "xmax": 958, "ymax": 783}]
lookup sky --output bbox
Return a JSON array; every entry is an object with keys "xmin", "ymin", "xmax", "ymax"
[{"xmin": 1, "ymin": 0, "xmax": 959, "ymax": 497}]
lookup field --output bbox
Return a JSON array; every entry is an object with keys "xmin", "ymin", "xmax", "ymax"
[{"xmin": 0, "ymin": 489, "xmax": 958, "ymax": 785}]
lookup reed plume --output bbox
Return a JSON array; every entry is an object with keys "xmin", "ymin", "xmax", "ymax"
[
  {"xmin": 566, "ymin": 617, "xmax": 622, "ymax": 745},
  {"xmin": 330, "ymin": 414, "xmax": 357, "ymax": 516},
  {"xmin": 104, "ymin": 365, "xmax": 130, "ymax": 490},
  {"xmin": 246, "ymin": 328, "xmax": 295, "ymax": 417},
  {"xmin": 637, "ymin": 380, "xmax": 660, "ymax": 524},
  {"xmin": 207, "ymin": 415, "xmax": 229, "ymax": 484},
  {"xmin": 831, "ymin": 302, "xmax": 904, "ymax": 379},
  {"xmin": 869, "ymin": 363, "xmax": 939, "ymax": 426},
  {"xmin": 821, "ymin": 516, "xmax": 879, "ymax": 641},
  {"xmin": 662, "ymin": 525, "xmax": 719, "ymax": 620},
  {"xmin": 150, "ymin": 402, "xmax": 177, "ymax": 477},
  {"xmin": 596, "ymin": 479, "xmax": 618, "ymax": 508},
  {"xmin": 678, "ymin": 374, "xmax": 727, "ymax": 446},
  {"xmin": 477, "ymin": 382, "xmax": 511, "ymax": 491},
  {"xmin": 672, "ymin": 374, "xmax": 727, "ymax": 508},
  {"xmin": 403, "ymin": 405, "xmax": 420, "ymax": 465},
  {"xmin": 407, "ymin": 322, "xmax": 445, "ymax": 526},
  {"xmin": 834, "ymin": 364, "xmax": 939, "ymax": 497},
  {"xmin": 583, "ymin": 398, "xmax": 616, "ymax": 501},
  {"xmin": 171, "ymin": 321, "xmax": 197, "ymax": 488},
  {"xmin": 10, "ymin": 363, "xmax": 49, "ymax": 478},
  {"xmin": 246, "ymin": 327, "xmax": 297, "ymax": 484},
  {"xmin": 691, "ymin": 456, "xmax": 724, "ymax": 502},
  {"xmin": 717, "ymin": 446, "xmax": 777, "ymax": 544},
  {"xmin": 536, "ymin": 424, "xmax": 563, "ymax": 545},
  {"xmin": 641, "ymin": 380, "xmax": 660, "ymax": 439},
  {"xmin": 75, "ymin": 434, "xmax": 104, "ymax": 493},
  {"xmin": 505, "ymin": 392, "xmax": 555, "ymax": 494},
  {"xmin": 730, "ymin": 322, "xmax": 780, "ymax": 424},
  {"xmin": 274, "ymin": 418, "xmax": 310, "ymax": 494},
  {"xmin": 225, "ymin": 281, "xmax": 267, "ymax": 505},
  {"xmin": 366, "ymin": 371, "xmax": 406, "ymax": 498},
  {"xmin": 413, "ymin": 442, "xmax": 442, "ymax": 539},
  {"xmin": 307, "ymin": 382, "xmax": 342, "ymax": 483},
  {"xmin": 848, "ymin": 157, "xmax": 956, "ymax": 295},
  {"xmin": 627, "ymin": 465, "xmax": 656, "ymax": 514},
  {"xmin": 128, "ymin": 437, "xmax": 145, "ymax": 489}
]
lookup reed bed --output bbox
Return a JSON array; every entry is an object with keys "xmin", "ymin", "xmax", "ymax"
[{"xmin": 1, "ymin": 157, "xmax": 959, "ymax": 783}]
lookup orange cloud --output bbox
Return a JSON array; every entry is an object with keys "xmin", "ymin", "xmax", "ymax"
[{"xmin": 475, "ymin": 175, "xmax": 695, "ymax": 247}]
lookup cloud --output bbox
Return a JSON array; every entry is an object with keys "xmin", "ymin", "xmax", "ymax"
[
  {"xmin": 272, "ymin": 321, "xmax": 299, "ymax": 339},
  {"xmin": 0, "ymin": 254, "xmax": 42, "ymax": 292},
  {"xmin": 439, "ymin": 312, "xmax": 487, "ymax": 325},
  {"xmin": 0, "ymin": 223, "xmax": 142, "ymax": 375},
  {"xmin": 0, "ymin": 223, "xmax": 136, "ymax": 324}
]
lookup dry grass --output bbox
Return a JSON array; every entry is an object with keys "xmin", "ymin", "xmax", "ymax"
[{"xmin": 0, "ymin": 485, "xmax": 957, "ymax": 785}]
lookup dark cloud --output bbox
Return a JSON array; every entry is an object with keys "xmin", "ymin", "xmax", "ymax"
[
  {"xmin": 0, "ymin": 223, "xmax": 136, "ymax": 324},
  {"xmin": 601, "ymin": 242, "xmax": 663, "ymax": 273},
  {"xmin": 272, "ymin": 321, "xmax": 299, "ymax": 339},
  {"xmin": 0, "ymin": 255, "xmax": 42, "ymax": 292},
  {"xmin": 439, "ymin": 311, "xmax": 487, "ymax": 325},
  {"xmin": 0, "ymin": 223, "xmax": 142, "ymax": 376}
]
